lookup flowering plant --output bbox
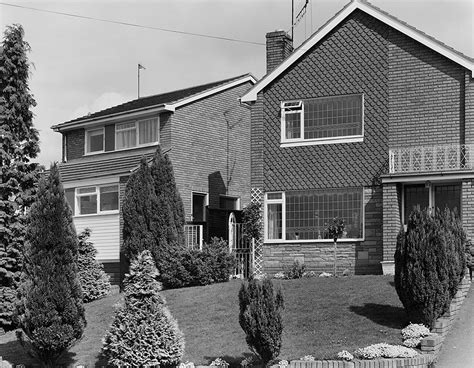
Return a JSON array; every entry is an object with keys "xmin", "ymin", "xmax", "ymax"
[
  {"xmin": 401, "ymin": 323, "xmax": 431, "ymax": 347},
  {"xmin": 337, "ymin": 350, "xmax": 354, "ymax": 361},
  {"xmin": 354, "ymin": 343, "xmax": 418, "ymax": 359},
  {"xmin": 210, "ymin": 358, "xmax": 229, "ymax": 368},
  {"xmin": 278, "ymin": 360, "xmax": 289, "ymax": 368},
  {"xmin": 299, "ymin": 355, "xmax": 315, "ymax": 361}
]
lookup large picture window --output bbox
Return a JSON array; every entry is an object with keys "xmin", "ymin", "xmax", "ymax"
[
  {"xmin": 265, "ymin": 188, "xmax": 364, "ymax": 242},
  {"xmin": 281, "ymin": 94, "xmax": 363, "ymax": 146},
  {"xmin": 116, "ymin": 117, "xmax": 159, "ymax": 150},
  {"xmin": 75, "ymin": 184, "xmax": 119, "ymax": 216}
]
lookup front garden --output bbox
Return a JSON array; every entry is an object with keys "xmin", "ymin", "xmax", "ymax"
[{"xmin": 0, "ymin": 275, "xmax": 407, "ymax": 367}]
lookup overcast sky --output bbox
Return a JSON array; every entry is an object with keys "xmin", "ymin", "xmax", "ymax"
[{"xmin": 1, "ymin": 0, "xmax": 473, "ymax": 167}]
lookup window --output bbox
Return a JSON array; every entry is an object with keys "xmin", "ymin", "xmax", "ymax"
[
  {"xmin": 192, "ymin": 193, "xmax": 207, "ymax": 222},
  {"xmin": 219, "ymin": 195, "xmax": 240, "ymax": 210},
  {"xmin": 86, "ymin": 128, "xmax": 104, "ymax": 153},
  {"xmin": 75, "ymin": 185, "xmax": 119, "ymax": 215},
  {"xmin": 115, "ymin": 118, "xmax": 159, "ymax": 150},
  {"xmin": 281, "ymin": 94, "xmax": 363, "ymax": 145},
  {"xmin": 403, "ymin": 183, "xmax": 461, "ymax": 224},
  {"xmin": 265, "ymin": 189, "xmax": 363, "ymax": 242}
]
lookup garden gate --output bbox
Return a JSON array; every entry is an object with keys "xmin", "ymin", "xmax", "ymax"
[{"xmin": 228, "ymin": 212, "xmax": 254, "ymax": 279}]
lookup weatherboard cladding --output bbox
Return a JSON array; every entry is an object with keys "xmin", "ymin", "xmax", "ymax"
[
  {"xmin": 262, "ymin": 10, "xmax": 389, "ymax": 191},
  {"xmin": 57, "ymin": 74, "xmax": 249, "ymax": 127}
]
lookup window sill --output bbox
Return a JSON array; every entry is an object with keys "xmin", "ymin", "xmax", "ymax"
[
  {"xmin": 264, "ymin": 238, "xmax": 365, "ymax": 244},
  {"xmin": 73, "ymin": 211, "xmax": 119, "ymax": 218},
  {"xmin": 83, "ymin": 142, "xmax": 159, "ymax": 157},
  {"xmin": 280, "ymin": 136, "xmax": 363, "ymax": 148}
]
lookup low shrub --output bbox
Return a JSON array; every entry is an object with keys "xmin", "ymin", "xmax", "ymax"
[
  {"xmin": 284, "ymin": 260, "xmax": 306, "ymax": 279},
  {"xmin": 401, "ymin": 323, "xmax": 431, "ymax": 347},
  {"xmin": 102, "ymin": 250, "xmax": 184, "ymax": 366},
  {"xmin": 238, "ymin": 278, "xmax": 284, "ymax": 365},
  {"xmin": 337, "ymin": 350, "xmax": 354, "ymax": 361},
  {"xmin": 354, "ymin": 343, "xmax": 418, "ymax": 359},
  {"xmin": 77, "ymin": 229, "xmax": 111, "ymax": 302},
  {"xmin": 161, "ymin": 238, "xmax": 236, "ymax": 289}
]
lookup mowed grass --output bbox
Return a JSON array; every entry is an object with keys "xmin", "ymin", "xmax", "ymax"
[{"xmin": 0, "ymin": 275, "xmax": 407, "ymax": 367}]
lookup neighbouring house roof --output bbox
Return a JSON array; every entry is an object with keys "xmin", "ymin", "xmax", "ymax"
[
  {"xmin": 241, "ymin": 0, "xmax": 474, "ymax": 103},
  {"xmin": 57, "ymin": 147, "xmax": 157, "ymax": 182},
  {"xmin": 52, "ymin": 73, "xmax": 256, "ymax": 132}
]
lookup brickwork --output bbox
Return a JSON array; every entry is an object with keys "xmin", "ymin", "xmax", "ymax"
[
  {"xmin": 465, "ymin": 73, "xmax": 474, "ymax": 143},
  {"xmin": 462, "ymin": 180, "xmax": 474, "ymax": 240},
  {"xmin": 250, "ymin": 96, "xmax": 264, "ymax": 189},
  {"xmin": 65, "ymin": 128, "xmax": 84, "ymax": 160},
  {"xmin": 382, "ymin": 183, "xmax": 401, "ymax": 262},
  {"xmin": 266, "ymin": 30, "xmax": 293, "ymax": 73},
  {"xmin": 170, "ymin": 82, "xmax": 252, "ymax": 219},
  {"xmin": 263, "ymin": 186, "xmax": 383, "ymax": 275},
  {"xmin": 387, "ymin": 30, "xmax": 466, "ymax": 148}
]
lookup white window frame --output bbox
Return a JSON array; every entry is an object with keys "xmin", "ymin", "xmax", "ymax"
[
  {"xmin": 264, "ymin": 189, "xmax": 365, "ymax": 243},
  {"xmin": 219, "ymin": 195, "xmax": 241, "ymax": 210},
  {"xmin": 75, "ymin": 184, "xmax": 119, "ymax": 217},
  {"xmin": 401, "ymin": 181, "xmax": 462, "ymax": 226},
  {"xmin": 115, "ymin": 117, "xmax": 159, "ymax": 151},
  {"xmin": 280, "ymin": 94, "xmax": 365, "ymax": 148},
  {"xmin": 85, "ymin": 127, "xmax": 105, "ymax": 154},
  {"xmin": 191, "ymin": 192, "xmax": 208, "ymax": 222}
]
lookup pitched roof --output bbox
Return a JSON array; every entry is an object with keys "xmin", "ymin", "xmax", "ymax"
[
  {"xmin": 241, "ymin": 0, "xmax": 474, "ymax": 102},
  {"xmin": 53, "ymin": 73, "xmax": 256, "ymax": 131}
]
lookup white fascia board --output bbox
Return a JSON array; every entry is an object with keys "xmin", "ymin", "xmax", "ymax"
[
  {"xmin": 169, "ymin": 75, "xmax": 257, "ymax": 109},
  {"xmin": 241, "ymin": 0, "xmax": 474, "ymax": 102},
  {"xmin": 52, "ymin": 105, "xmax": 173, "ymax": 132}
]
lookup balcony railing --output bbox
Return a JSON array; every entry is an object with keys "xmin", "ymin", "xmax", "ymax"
[
  {"xmin": 184, "ymin": 224, "xmax": 203, "ymax": 250},
  {"xmin": 389, "ymin": 144, "xmax": 474, "ymax": 174}
]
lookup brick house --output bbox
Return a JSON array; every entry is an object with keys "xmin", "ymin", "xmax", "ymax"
[
  {"xmin": 52, "ymin": 74, "xmax": 255, "ymax": 283},
  {"xmin": 241, "ymin": 0, "xmax": 474, "ymax": 275}
]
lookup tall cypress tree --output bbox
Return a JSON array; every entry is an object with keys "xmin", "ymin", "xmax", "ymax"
[
  {"xmin": 0, "ymin": 24, "xmax": 41, "ymax": 332},
  {"xmin": 17, "ymin": 164, "xmax": 85, "ymax": 367}
]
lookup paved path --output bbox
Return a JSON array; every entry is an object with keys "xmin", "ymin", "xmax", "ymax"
[{"xmin": 435, "ymin": 282, "xmax": 474, "ymax": 368}]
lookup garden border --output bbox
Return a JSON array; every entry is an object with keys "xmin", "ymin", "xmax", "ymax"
[{"xmin": 270, "ymin": 276, "xmax": 472, "ymax": 368}]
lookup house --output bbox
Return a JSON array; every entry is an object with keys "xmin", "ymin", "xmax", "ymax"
[
  {"xmin": 52, "ymin": 74, "xmax": 256, "ymax": 283},
  {"xmin": 241, "ymin": 0, "xmax": 474, "ymax": 275}
]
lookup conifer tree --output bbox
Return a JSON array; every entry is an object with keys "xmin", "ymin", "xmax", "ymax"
[
  {"xmin": 17, "ymin": 164, "xmax": 85, "ymax": 367},
  {"xmin": 102, "ymin": 250, "xmax": 184, "ymax": 366},
  {"xmin": 0, "ymin": 24, "xmax": 41, "ymax": 332},
  {"xmin": 77, "ymin": 228, "xmax": 111, "ymax": 302}
]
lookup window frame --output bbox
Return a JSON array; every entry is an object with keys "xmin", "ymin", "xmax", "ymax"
[
  {"xmin": 191, "ymin": 191, "xmax": 208, "ymax": 222},
  {"xmin": 264, "ymin": 189, "xmax": 365, "ymax": 243},
  {"xmin": 401, "ymin": 182, "xmax": 462, "ymax": 225},
  {"xmin": 280, "ymin": 94, "xmax": 365, "ymax": 148},
  {"xmin": 74, "ymin": 184, "xmax": 119, "ymax": 217},
  {"xmin": 114, "ymin": 117, "xmax": 159, "ymax": 151},
  {"xmin": 85, "ymin": 127, "xmax": 105, "ymax": 154}
]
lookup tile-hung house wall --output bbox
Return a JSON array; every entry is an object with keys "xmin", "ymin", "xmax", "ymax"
[
  {"xmin": 52, "ymin": 74, "xmax": 255, "ymax": 283},
  {"xmin": 241, "ymin": 0, "xmax": 474, "ymax": 276}
]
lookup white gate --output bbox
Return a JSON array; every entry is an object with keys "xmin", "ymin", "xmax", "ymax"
[{"xmin": 228, "ymin": 212, "xmax": 254, "ymax": 279}]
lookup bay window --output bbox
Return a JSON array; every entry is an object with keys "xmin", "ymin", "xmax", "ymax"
[
  {"xmin": 115, "ymin": 117, "xmax": 158, "ymax": 150},
  {"xmin": 281, "ymin": 94, "xmax": 364, "ymax": 146},
  {"xmin": 75, "ymin": 185, "xmax": 119, "ymax": 215},
  {"xmin": 265, "ymin": 188, "xmax": 364, "ymax": 242}
]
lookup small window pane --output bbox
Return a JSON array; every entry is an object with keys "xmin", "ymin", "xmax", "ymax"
[
  {"xmin": 285, "ymin": 112, "xmax": 301, "ymax": 139},
  {"xmin": 267, "ymin": 193, "xmax": 283, "ymax": 200},
  {"xmin": 87, "ymin": 129, "xmax": 104, "ymax": 152},
  {"xmin": 78, "ymin": 187, "xmax": 96, "ymax": 194},
  {"xmin": 79, "ymin": 195, "xmax": 97, "ymax": 215},
  {"xmin": 434, "ymin": 184, "xmax": 461, "ymax": 216},
  {"xmin": 404, "ymin": 185, "xmax": 429, "ymax": 223},
  {"xmin": 192, "ymin": 194, "xmax": 206, "ymax": 222},
  {"xmin": 100, "ymin": 185, "xmax": 118, "ymax": 211},
  {"xmin": 138, "ymin": 118, "xmax": 158, "ymax": 145},
  {"xmin": 267, "ymin": 203, "xmax": 282, "ymax": 240}
]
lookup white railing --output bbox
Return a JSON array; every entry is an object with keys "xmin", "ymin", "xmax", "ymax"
[
  {"xmin": 389, "ymin": 144, "xmax": 474, "ymax": 174},
  {"xmin": 184, "ymin": 224, "xmax": 203, "ymax": 251}
]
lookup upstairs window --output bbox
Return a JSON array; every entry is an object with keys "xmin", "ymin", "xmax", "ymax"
[
  {"xmin": 86, "ymin": 128, "xmax": 104, "ymax": 153},
  {"xmin": 116, "ymin": 117, "xmax": 159, "ymax": 150},
  {"xmin": 281, "ymin": 94, "xmax": 364, "ymax": 146}
]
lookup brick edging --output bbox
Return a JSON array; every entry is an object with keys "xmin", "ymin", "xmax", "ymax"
[{"xmin": 272, "ymin": 277, "xmax": 472, "ymax": 368}]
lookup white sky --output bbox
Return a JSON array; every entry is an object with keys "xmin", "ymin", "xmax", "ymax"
[{"xmin": 1, "ymin": 0, "xmax": 473, "ymax": 167}]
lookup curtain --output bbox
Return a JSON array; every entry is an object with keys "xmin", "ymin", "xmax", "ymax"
[{"xmin": 138, "ymin": 118, "xmax": 158, "ymax": 144}]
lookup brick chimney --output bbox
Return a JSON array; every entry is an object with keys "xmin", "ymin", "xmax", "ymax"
[{"xmin": 266, "ymin": 30, "xmax": 293, "ymax": 73}]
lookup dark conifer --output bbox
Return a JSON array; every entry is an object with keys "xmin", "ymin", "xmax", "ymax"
[
  {"xmin": 0, "ymin": 24, "xmax": 41, "ymax": 332},
  {"xmin": 17, "ymin": 164, "xmax": 85, "ymax": 367}
]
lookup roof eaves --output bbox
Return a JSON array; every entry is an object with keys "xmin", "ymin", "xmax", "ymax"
[{"xmin": 241, "ymin": 0, "xmax": 474, "ymax": 102}]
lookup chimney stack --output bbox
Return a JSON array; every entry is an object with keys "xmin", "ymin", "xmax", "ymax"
[{"xmin": 266, "ymin": 30, "xmax": 293, "ymax": 73}]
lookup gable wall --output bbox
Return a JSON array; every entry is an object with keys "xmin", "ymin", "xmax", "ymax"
[
  {"xmin": 387, "ymin": 30, "xmax": 466, "ymax": 148},
  {"xmin": 262, "ymin": 10, "xmax": 389, "ymax": 191},
  {"xmin": 170, "ymin": 82, "xmax": 253, "ymax": 219}
]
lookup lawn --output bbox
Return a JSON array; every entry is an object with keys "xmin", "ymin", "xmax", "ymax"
[{"xmin": 0, "ymin": 275, "xmax": 408, "ymax": 367}]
